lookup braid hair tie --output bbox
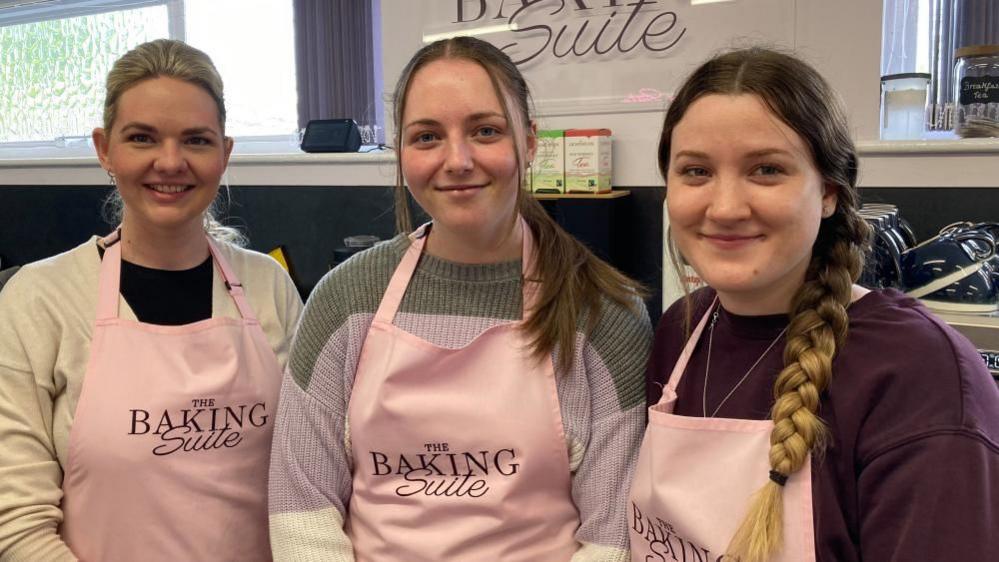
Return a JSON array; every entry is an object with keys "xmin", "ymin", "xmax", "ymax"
[{"xmin": 769, "ymin": 470, "xmax": 789, "ymax": 486}]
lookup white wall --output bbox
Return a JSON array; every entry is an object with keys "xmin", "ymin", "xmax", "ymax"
[
  {"xmin": 3, "ymin": 0, "xmax": 998, "ymax": 187},
  {"xmin": 379, "ymin": 0, "xmax": 888, "ymax": 187},
  {"xmin": 373, "ymin": 0, "xmax": 999, "ymax": 189}
]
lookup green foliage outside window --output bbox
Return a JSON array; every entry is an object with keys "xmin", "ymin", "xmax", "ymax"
[{"xmin": 0, "ymin": 7, "xmax": 168, "ymax": 143}]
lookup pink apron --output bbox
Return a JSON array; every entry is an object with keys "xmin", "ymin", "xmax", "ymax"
[
  {"xmin": 346, "ymin": 220, "xmax": 580, "ymax": 562},
  {"xmin": 60, "ymin": 232, "xmax": 281, "ymax": 561},
  {"xmin": 629, "ymin": 305, "xmax": 816, "ymax": 562}
]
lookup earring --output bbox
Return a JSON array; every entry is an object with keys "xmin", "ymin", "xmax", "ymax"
[{"xmin": 106, "ymin": 170, "xmax": 116, "ymax": 186}]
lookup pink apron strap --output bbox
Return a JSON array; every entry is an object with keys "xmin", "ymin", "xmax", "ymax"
[
  {"xmin": 95, "ymin": 231, "xmax": 255, "ymax": 322},
  {"xmin": 661, "ymin": 297, "xmax": 718, "ymax": 400},
  {"xmin": 96, "ymin": 232, "xmax": 123, "ymax": 321},
  {"xmin": 206, "ymin": 238, "xmax": 256, "ymax": 322},
  {"xmin": 374, "ymin": 218, "xmax": 536, "ymax": 325},
  {"xmin": 372, "ymin": 223, "xmax": 431, "ymax": 324}
]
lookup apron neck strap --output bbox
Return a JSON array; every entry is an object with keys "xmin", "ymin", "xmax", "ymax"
[
  {"xmin": 206, "ymin": 238, "xmax": 256, "ymax": 320},
  {"xmin": 372, "ymin": 223, "xmax": 428, "ymax": 324},
  {"xmin": 96, "ymin": 232, "xmax": 124, "ymax": 321},
  {"xmin": 660, "ymin": 297, "xmax": 718, "ymax": 402},
  {"xmin": 373, "ymin": 217, "xmax": 536, "ymax": 325},
  {"xmin": 95, "ymin": 232, "xmax": 256, "ymax": 321}
]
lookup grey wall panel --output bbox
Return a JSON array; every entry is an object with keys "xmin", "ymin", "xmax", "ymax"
[{"xmin": 3, "ymin": 184, "xmax": 998, "ymax": 326}]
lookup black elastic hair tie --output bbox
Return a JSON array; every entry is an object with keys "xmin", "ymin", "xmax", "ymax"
[{"xmin": 769, "ymin": 470, "xmax": 789, "ymax": 486}]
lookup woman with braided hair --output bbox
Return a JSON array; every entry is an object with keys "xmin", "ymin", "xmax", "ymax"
[{"xmin": 633, "ymin": 48, "xmax": 999, "ymax": 561}]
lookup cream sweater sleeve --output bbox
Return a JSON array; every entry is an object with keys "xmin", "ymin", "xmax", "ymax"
[
  {"xmin": 0, "ymin": 246, "xmax": 91, "ymax": 562},
  {"xmin": 0, "ymin": 238, "xmax": 301, "ymax": 562}
]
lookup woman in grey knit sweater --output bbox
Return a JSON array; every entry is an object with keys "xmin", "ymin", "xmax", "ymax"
[{"xmin": 268, "ymin": 37, "xmax": 651, "ymax": 561}]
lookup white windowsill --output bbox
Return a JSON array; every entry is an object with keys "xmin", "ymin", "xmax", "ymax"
[
  {"xmin": 854, "ymin": 138, "xmax": 999, "ymax": 188},
  {"xmin": 0, "ymin": 150, "xmax": 397, "ymax": 168},
  {"xmin": 2, "ymin": 139, "xmax": 998, "ymax": 188},
  {"xmin": 0, "ymin": 145, "xmax": 400, "ymax": 187},
  {"xmin": 856, "ymin": 138, "xmax": 999, "ymax": 155}
]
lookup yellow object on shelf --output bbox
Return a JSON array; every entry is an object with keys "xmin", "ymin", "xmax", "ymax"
[{"xmin": 268, "ymin": 246, "xmax": 291, "ymax": 273}]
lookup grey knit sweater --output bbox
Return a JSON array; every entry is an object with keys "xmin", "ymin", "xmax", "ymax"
[{"xmin": 268, "ymin": 234, "xmax": 652, "ymax": 561}]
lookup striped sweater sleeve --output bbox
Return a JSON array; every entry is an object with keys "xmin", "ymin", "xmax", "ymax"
[
  {"xmin": 267, "ymin": 240, "xmax": 401, "ymax": 562},
  {"xmin": 566, "ymin": 297, "xmax": 652, "ymax": 561}
]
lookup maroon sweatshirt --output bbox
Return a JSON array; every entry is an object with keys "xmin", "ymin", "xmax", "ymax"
[{"xmin": 646, "ymin": 288, "xmax": 999, "ymax": 561}]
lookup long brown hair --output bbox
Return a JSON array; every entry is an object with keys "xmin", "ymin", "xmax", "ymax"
[
  {"xmin": 657, "ymin": 48, "xmax": 870, "ymax": 562},
  {"xmin": 392, "ymin": 36, "xmax": 645, "ymax": 373}
]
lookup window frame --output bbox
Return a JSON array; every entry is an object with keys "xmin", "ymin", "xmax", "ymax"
[
  {"xmin": 881, "ymin": 0, "xmax": 999, "ymax": 138},
  {"xmin": 0, "ymin": 0, "xmax": 317, "ymax": 158}
]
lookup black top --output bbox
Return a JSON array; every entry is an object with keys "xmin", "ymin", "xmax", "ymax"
[{"xmin": 97, "ymin": 243, "xmax": 212, "ymax": 325}]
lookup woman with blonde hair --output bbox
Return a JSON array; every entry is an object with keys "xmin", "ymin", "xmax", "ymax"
[
  {"xmin": 634, "ymin": 47, "xmax": 999, "ymax": 561},
  {"xmin": 268, "ymin": 36, "xmax": 651, "ymax": 561},
  {"xmin": 0, "ymin": 39, "xmax": 302, "ymax": 561}
]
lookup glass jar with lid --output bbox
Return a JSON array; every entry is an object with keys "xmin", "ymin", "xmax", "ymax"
[
  {"xmin": 880, "ymin": 73, "xmax": 931, "ymax": 140},
  {"xmin": 954, "ymin": 45, "xmax": 999, "ymax": 138}
]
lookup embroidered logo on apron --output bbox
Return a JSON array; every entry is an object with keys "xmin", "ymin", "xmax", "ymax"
[
  {"xmin": 367, "ymin": 442, "xmax": 520, "ymax": 498},
  {"xmin": 628, "ymin": 301, "xmax": 816, "ymax": 562},
  {"xmin": 61, "ymin": 235, "xmax": 282, "ymax": 561},
  {"xmin": 631, "ymin": 502, "xmax": 725, "ymax": 562},
  {"xmin": 346, "ymin": 221, "xmax": 580, "ymax": 560},
  {"xmin": 127, "ymin": 396, "xmax": 270, "ymax": 456}
]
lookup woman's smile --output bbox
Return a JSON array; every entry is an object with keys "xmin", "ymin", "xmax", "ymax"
[{"xmin": 700, "ymin": 233, "xmax": 765, "ymax": 250}]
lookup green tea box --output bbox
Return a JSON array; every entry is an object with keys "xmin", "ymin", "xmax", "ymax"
[
  {"xmin": 530, "ymin": 129, "xmax": 565, "ymax": 193},
  {"xmin": 565, "ymin": 128, "xmax": 612, "ymax": 193}
]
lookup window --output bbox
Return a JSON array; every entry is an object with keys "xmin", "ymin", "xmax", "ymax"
[
  {"xmin": 0, "ymin": 0, "xmax": 297, "ymax": 151},
  {"xmin": 881, "ymin": 0, "xmax": 999, "ymax": 139}
]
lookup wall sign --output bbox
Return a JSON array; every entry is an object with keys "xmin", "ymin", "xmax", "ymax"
[
  {"xmin": 451, "ymin": 0, "xmax": 687, "ymax": 67},
  {"xmin": 383, "ymin": 0, "xmax": 796, "ymax": 161}
]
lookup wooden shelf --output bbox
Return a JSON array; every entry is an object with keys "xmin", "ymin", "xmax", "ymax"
[{"xmin": 532, "ymin": 190, "xmax": 630, "ymax": 200}]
